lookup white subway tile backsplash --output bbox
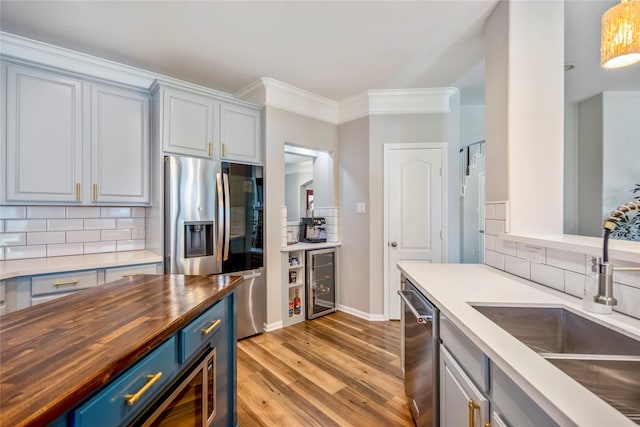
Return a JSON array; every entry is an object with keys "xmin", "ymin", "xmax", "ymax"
[
  {"xmin": 5, "ymin": 245, "xmax": 46, "ymax": 260},
  {"xmin": 66, "ymin": 206, "xmax": 101, "ymax": 219},
  {"xmin": 132, "ymin": 227, "xmax": 146, "ymax": 240},
  {"xmin": 609, "ymin": 258, "xmax": 640, "ymax": 288},
  {"xmin": 101, "ymin": 207, "xmax": 131, "ymax": 218},
  {"xmin": 116, "ymin": 218, "xmax": 145, "ymax": 229},
  {"xmin": 47, "ymin": 218, "xmax": 84, "ymax": 232},
  {"xmin": 101, "ymin": 229, "xmax": 131, "ymax": 241},
  {"xmin": 84, "ymin": 218, "xmax": 116, "ymax": 230},
  {"xmin": 504, "ymin": 255, "xmax": 530, "ymax": 279},
  {"xmin": 546, "ymin": 248, "xmax": 586, "ymax": 274},
  {"xmin": 0, "ymin": 232, "xmax": 26, "ymax": 246},
  {"xmin": 485, "ymin": 219, "xmax": 505, "ymax": 236},
  {"xmin": 564, "ymin": 271, "xmax": 585, "ymax": 298},
  {"xmin": 5, "ymin": 219, "xmax": 47, "ymax": 232},
  {"xmin": 613, "ymin": 283, "xmax": 640, "ymax": 319},
  {"xmin": 84, "ymin": 241, "xmax": 116, "ymax": 254},
  {"xmin": 116, "ymin": 239, "xmax": 145, "ymax": 251},
  {"xmin": 495, "ymin": 239, "xmax": 517, "ymax": 256},
  {"xmin": 0, "ymin": 206, "xmax": 26, "ymax": 219},
  {"xmin": 485, "ymin": 250, "xmax": 505, "ymax": 270},
  {"xmin": 0, "ymin": 220, "xmax": 4, "ymax": 233},
  {"xmin": 27, "ymin": 206, "xmax": 65, "ymax": 219},
  {"xmin": 484, "ymin": 235, "xmax": 495, "ymax": 251},
  {"xmin": 484, "ymin": 204, "xmax": 495, "ymax": 220},
  {"xmin": 66, "ymin": 230, "xmax": 101, "ymax": 243},
  {"xmin": 132, "ymin": 207, "xmax": 146, "ymax": 218},
  {"xmin": 27, "ymin": 231, "xmax": 65, "ymax": 245},
  {"xmin": 47, "ymin": 243, "xmax": 84, "ymax": 257},
  {"xmin": 494, "ymin": 203, "xmax": 507, "ymax": 220},
  {"xmin": 531, "ymin": 263, "xmax": 564, "ymax": 292}
]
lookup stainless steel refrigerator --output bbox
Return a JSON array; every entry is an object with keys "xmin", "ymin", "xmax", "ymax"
[{"xmin": 165, "ymin": 155, "xmax": 264, "ymax": 339}]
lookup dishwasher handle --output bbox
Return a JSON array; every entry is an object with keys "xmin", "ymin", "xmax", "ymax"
[{"xmin": 398, "ymin": 290, "xmax": 434, "ymax": 324}]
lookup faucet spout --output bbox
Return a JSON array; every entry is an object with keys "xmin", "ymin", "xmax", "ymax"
[{"xmin": 593, "ymin": 261, "xmax": 617, "ymax": 306}]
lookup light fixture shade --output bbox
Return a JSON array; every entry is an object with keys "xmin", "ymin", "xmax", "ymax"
[{"xmin": 601, "ymin": 0, "xmax": 640, "ymax": 69}]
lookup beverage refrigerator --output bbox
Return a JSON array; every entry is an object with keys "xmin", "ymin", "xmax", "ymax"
[
  {"xmin": 305, "ymin": 247, "xmax": 337, "ymax": 319},
  {"xmin": 164, "ymin": 155, "xmax": 264, "ymax": 339}
]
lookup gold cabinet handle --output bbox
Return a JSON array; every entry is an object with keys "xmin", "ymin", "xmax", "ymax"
[
  {"xmin": 468, "ymin": 399, "xmax": 481, "ymax": 427},
  {"xmin": 76, "ymin": 183, "xmax": 81, "ymax": 201},
  {"xmin": 124, "ymin": 372, "xmax": 162, "ymax": 406},
  {"xmin": 93, "ymin": 184, "xmax": 98, "ymax": 201},
  {"xmin": 54, "ymin": 279, "xmax": 80, "ymax": 287},
  {"xmin": 201, "ymin": 319, "xmax": 221, "ymax": 335},
  {"xmin": 123, "ymin": 273, "xmax": 144, "ymax": 278},
  {"xmin": 208, "ymin": 142, "xmax": 213, "ymax": 157}
]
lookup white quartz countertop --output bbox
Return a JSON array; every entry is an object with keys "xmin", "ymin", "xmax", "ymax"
[
  {"xmin": 397, "ymin": 262, "xmax": 640, "ymax": 427},
  {"xmin": 281, "ymin": 241, "xmax": 341, "ymax": 252},
  {"xmin": 0, "ymin": 250, "xmax": 163, "ymax": 280}
]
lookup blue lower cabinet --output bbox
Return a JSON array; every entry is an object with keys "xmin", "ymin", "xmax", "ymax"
[
  {"xmin": 72, "ymin": 337, "xmax": 178, "ymax": 427},
  {"xmin": 180, "ymin": 300, "xmax": 226, "ymax": 364}
]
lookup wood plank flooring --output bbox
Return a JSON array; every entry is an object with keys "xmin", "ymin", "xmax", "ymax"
[{"xmin": 237, "ymin": 311, "xmax": 414, "ymax": 427}]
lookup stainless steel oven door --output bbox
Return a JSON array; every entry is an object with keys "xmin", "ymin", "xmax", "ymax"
[{"xmin": 141, "ymin": 347, "xmax": 216, "ymax": 426}]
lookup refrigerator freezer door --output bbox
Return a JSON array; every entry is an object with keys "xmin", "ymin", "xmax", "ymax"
[{"xmin": 165, "ymin": 155, "xmax": 221, "ymax": 274}]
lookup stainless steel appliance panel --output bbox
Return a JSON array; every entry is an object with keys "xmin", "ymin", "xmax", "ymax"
[
  {"xmin": 235, "ymin": 268, "xmax": 265, "ymax": 340},
  {"xmin": 399, "ymin": 278, "xmax": 439, "ymax": 427},
  {"xmin": 306, "ymin": 247, "xmax": 337, "ymax": 319},
  {"xmin": 165, "ymin": 155, "xmax": 221, "ymax": 275}
]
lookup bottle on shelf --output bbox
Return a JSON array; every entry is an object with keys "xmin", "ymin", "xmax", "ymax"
[
  {"xmin": 294, "ymin": 288, "xmax": 301, "ymax": 315},
  {"xmin": 288, "ymin": 289, "xmax": 294, "ymax": 317}
]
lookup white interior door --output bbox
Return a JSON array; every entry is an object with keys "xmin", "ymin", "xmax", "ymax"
[{"xmin": 385, "ymin": 144, "xmax": 444, "ymax": 320}]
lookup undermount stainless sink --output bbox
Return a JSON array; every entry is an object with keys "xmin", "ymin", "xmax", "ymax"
[
  {"xmin": 473, "ymin": 305, "xmax": 640, "ymax": 355},
  {"xmin": 473, "ymin": 305, "xmax": 640, "ymax": 424}
]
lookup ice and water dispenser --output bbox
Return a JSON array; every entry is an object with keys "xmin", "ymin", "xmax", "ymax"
[{"xmin": 184, "ymin": 221, "xmax": 214, "ymax": 258}]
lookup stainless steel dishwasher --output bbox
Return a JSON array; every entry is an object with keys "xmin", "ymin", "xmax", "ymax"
[{"xmin": 399, "ymin": 276, "xmax": 439, "ymax": 427}]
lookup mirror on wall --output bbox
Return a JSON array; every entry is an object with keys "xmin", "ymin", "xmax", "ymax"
[{"xmin": 564, "ymin": 0, "xmax": 640, "ymax": 241}]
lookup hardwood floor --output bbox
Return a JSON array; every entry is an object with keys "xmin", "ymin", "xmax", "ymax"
[{"xmin": 237, "ymin": 311, "xmax": 413, "ymax": 427}]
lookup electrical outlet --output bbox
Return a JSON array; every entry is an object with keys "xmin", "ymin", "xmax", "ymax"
[
  {"xmin": 356, "ymin": 202, "xmax": 366, "ymax": 214},
  {"xmin": 520, "ymin": 245, "xmax": 545, "ymax": 263}
]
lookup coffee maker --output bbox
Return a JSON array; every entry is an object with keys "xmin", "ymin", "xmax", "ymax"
[{"xmin": 299, "ymin": 217, "xmax": 327, "ymax": 243}]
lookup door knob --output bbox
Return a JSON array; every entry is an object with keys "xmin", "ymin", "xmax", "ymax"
[{"xmin": 389, "ymin": 241, "xmax": 398, "ymax": 247}]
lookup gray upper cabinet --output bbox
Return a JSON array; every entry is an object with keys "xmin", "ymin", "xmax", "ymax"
[
  {"xmin": 2, "ymin": 62, "xmax": 150, "ymax": 205},
  {"xmin": 91, "ymin": 84, "xmax": 149, "ymax": 204},
  {"xmin": 5, "ymin": 64, "xmax": 83, "ymax": 203},
  {"xmin": 152, "ymin": 80, "xmax": 263, "ymax": 164},
  {"xmin": 159, "ymin": 86, "xmax": 218, "ymax": 159},
  {"xmin": 220, "ymin": 103, "xmax": 262, "ymax": 164}
]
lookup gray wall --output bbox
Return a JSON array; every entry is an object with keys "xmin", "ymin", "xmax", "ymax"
[
  {"xmin": 264, "ymin": 106, "xmax": 338, "ymax": 326},
  {"xmin": 338, "ymin": 116, "xmax": 370, "ymax": 314},
  {"xmin": 577, "ymin": 94, "xmax": 603, "ymax": 237}
]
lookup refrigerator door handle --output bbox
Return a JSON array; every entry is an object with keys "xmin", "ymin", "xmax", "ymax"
[
  {"xmin": 223, "ymin": 173, "xmax": 231, "ymax": 261},
  {"xmin": 216, "ymin": 172, "xmax": 224, "ymax": 263}
]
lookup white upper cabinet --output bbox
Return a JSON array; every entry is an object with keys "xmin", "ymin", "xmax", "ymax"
[
  {"xmin": 5, "ymin": 64, "xmax": 83, "ymax": 203},
  {"xmin": 220, "ymin": 103, "xmax": 262, "ymax": 164},
  {"xmin": 91, "ymin": 84, "xmax": 149, "ymax": 204},
  {"xmin": 160, "ymin": 86, "xmax": 217, "ymax": 158},
  {"xmin": 2, "ymin": 62, "xmax": 150, "ymax": 205},
  {"xmin": 152, "ymin": 80, "xmax": 263, "ymax": 164}
]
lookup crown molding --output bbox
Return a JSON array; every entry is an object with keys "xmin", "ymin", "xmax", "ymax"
[
  {"xmin": 237, "ymin": 77, "xmax": 339, "ymax": 124},
  {"xmin": 0, "ymin": 31, "xmax": 260, "ymax": 107}
]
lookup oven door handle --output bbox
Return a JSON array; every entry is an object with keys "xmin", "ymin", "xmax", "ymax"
[{"xmin": 398, "ymin": 290, "xmax": 434, "ymax": 323}]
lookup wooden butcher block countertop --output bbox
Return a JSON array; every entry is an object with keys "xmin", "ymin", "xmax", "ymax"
[{"xmin": 0, "ymin": 273, "xmax": 242, "ymax": 426}]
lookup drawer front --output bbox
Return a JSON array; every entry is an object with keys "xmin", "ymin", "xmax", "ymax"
[
  {"xmin": 104, "ymin": 263, "xmax": 160, "ymax": 283},
  {"xmin": 31, "ymin": 292, "xmax": 71, "ymax": 306},
  {"xmin": 440, "ymin": 315, "xmax": 490, "ymax": 393},
  {"xmin": 180, "ymin": 301, "xmax": 226, "ymax": 364},
  {"xmin": 31, "ymin": 270, "xmax": 99, "ymax": 296},
  {"xmin": 73, "ymin": 337, "xmax": 178, "ymax": 427}
]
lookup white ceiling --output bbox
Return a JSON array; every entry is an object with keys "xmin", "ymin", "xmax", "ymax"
[
  {"xmin": 0, "ymin": 0, "xmax": 497, "ymax": 103},
  {"xmin": 0, "ymin": 1, "xmax": 637, "ymax": 106}
]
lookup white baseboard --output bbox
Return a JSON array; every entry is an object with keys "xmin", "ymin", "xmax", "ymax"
[
  {"xmin": 338, "ymin": 304, "xmax": 386, "ymax": 321},
  {"xmin": 264, "ymin": 321, "xmax": 283, "ymax": 332}
]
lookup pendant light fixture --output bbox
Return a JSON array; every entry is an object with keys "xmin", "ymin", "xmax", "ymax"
[{"xmin": 601, "ymin": 0, "xmax": 640, "ymax": 68}]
